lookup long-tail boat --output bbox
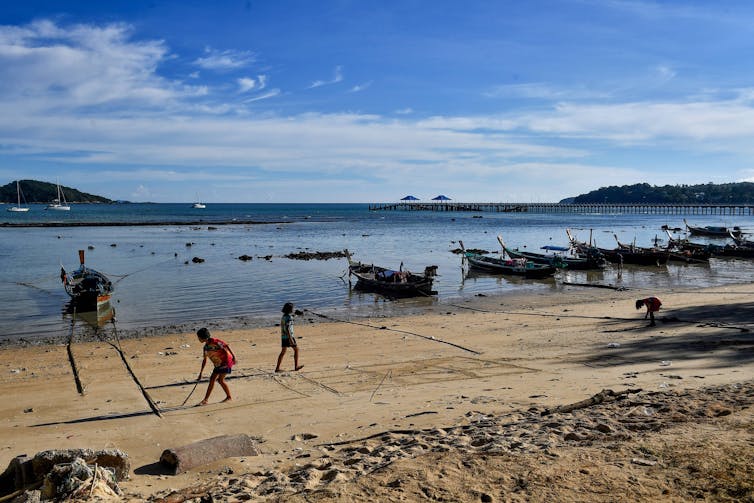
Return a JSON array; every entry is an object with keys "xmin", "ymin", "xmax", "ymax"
[
  {"xmin": 346, "ymin": 251, "xmax": 437, "ymax": 297},
  {"xmin": 460, "ymin": 240, "xmax": 556, "ymax": 278},
  {"xmin": 566, "ymin": 229, "xmax": 669, "ymax": 266},
  {"xmin": 501, "ymin": 235, "xmax": 605, "ymax": 270},
  {"xmin": 60, "ymin": 250, "xmax": 113, "ymax": 310},
  {"xmin": 684, "ymin": 218, "xmax": 742, "ymax": 238}
]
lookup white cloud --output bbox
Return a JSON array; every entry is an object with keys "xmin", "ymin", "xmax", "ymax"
[
  {"xmin": 349, "ymin": 81, "xmax": 372, "ymax": 93},
  {"xmin": 309, "ymin": 65, "xmax": 343, "ymax": 89},
  {"xmin": 242, "ymin": 89, "xmax": 281, "ymax": 103},
  {"xmin": 237, "ymin": 74, "xmax": 268, "ymax": 93},
  {"xmin": 237, "ymin": 77, "xmax": 256, "ymax": 93},
  {"xmin": 0, "ymin": 20, "xmax": 188, "ymax": 110},
  {"xmin": 194, "ymin": 47, "xmax": 254, "ymax": 70}
]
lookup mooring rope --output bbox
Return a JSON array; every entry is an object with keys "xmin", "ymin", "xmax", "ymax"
[
  {"xmin": 303, "ymin": 308, "xmax": 480, "ymax": 355},
  {"xmin": 97, "ymin": 320, "xmax": 163, "ymax": 418}
]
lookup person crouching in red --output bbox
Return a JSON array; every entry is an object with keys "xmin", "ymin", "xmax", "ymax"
[{"xmin": 636, "ymin": 297, "xmax": 662, "ymax": 327}]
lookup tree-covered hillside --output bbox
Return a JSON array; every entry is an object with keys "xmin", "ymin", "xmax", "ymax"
[
  {"xmin": 567, "ymin": 182, "xmax": 754, "ymax": 204},
  {"xmin": 0, "ymin": 180, "xmax": 112, "ymax": 204}
]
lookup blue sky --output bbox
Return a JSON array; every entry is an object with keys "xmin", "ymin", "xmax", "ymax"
[{"xmin": 1, "ymin": 1, "xmax": 754, "ymax": 203}]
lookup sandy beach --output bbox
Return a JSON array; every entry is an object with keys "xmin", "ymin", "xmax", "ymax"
[{"xmin": 1, "ymin": 283, "xmax": 753, "ymax": 501}]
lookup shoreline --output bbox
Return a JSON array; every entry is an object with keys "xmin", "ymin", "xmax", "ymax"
[
  {"xmin": 4, "ymin": 278, "xmax": 751, "ymax": 349},
  {"xmin": 2, "ymin": 282, "xmax": 752, "ymax": 500}
]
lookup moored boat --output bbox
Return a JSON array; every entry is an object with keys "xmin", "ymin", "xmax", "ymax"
[
  {"xmin": 502, "ymin": 235, "xmax": 606, "ymax": 270},
  {"xmin": 7, "ymin": 180, "xmax": 29, "ymax": 213},
  {"xmin": 61, "ymin": 250, "xmax": 113, "ymax": 310},
  {"xmin": 566, "ymin": 229, "xmax": 669, "ymax": 266},
  {"xmin": 346, "ymin": 252, "xmax": 437, "ymax": 297},
  {"xmin": 460, "ymin": 241, "xmax": 557, "ymax": 278},
  {"xmin": 46, "ymin": 179, "xmax": 71, "ymax": 211},
  {"xmin": 684, "ymin": 218, "xmax": 741, "ymax": 238},
  {"xmin": 663, "ymin": 230, "xmax": 712, "ymax": 262}
]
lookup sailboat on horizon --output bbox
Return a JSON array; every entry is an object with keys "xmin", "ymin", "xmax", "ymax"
[
  {"xmin": 7, "ymin": 180, "xmax": 30, "ymax": 212},
  {"xmin": 191, "ymin": 193, "xmax": 206, "ymax": 209},
  {"xmin": 46, "ymin": 179, "xmax": 71, "ymax": 211}
]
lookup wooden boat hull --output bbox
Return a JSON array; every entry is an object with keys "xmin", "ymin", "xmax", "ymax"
[
  {"xmin": 61, "ymin": 250, "xmax": 113, "ymax": 309},
  {"xmin": 714, "ymin": 246, "xmax": 754, "ymax": 259},
  {"xmin": 65, "ymin": 297, "xmax": 115, "ymax": 327},
  {"xmin": 348, "ymin": 261, "xmax": 436, "ymax": 297},
  {"xmin": 598, "ymin": 248, "xmax": 669, "ymax": 266},
  {"xmin": 684, "ymin": 219, "xmax": 741, "ymax": 238},
  {"xmin": 505, "ymin": 247, "xmax": 605, "ymax": 270},
  {"xmin": 464, "ymin": 253, "xmax": 556, "ymax": 278}
]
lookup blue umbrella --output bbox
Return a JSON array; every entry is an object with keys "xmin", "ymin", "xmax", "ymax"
[
  {"xmin": 432, "ymin": 195, "xmax": 451, "ymax": 201},
  {"xmin": 401, "ymin": 195, "xmax": 420, "ymax": 201}
]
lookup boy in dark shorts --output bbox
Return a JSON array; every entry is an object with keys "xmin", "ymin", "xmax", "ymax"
[
  {"xmin": 196, "ymin": 327, "xmax": 236, "ymax": 405},
  {"xmin": 275, "ymin": 302, "xmax": 303, "ymax": 372}
]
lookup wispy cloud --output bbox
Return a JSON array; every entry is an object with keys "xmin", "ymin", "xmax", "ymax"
[
  {"xmin": 194, "ymin": 47, "xmax": 254, "ymax": 70},
  {"xmin": 484, "ymin": 83, "xmax": 610, "ymax": 101},
  {"xmin": 349, "ymin": 81, "xmax": 372, "ymax": 93},
  {"xmin": 654, "ymin": 65, "xmax": 677, "ymax": 84},
  {"xmin": 308, "ymin": 65, "xmax": 343, "ymax": 89},
  {"xmin": 242, "ymin": 89, "xmax": 281, "ymax": 103},
  {"xmin": 237, "ymin": 75, "xmax": 268, "ymax": 93}
]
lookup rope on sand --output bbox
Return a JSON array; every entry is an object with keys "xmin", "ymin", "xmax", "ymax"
[
  {"xmin": 97, "ymin": 320, "xmax": 163, "ymax": 418},
  {"xmin": 251, "ymin": 367, "xmax": 311, "ymax": 397},
  {"xmin": 303, "ymin": 309, "xmax": 481, "ymax": 355}
]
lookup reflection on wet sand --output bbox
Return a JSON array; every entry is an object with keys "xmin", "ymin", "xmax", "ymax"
[{"xmin": 63, "ymin": 299, "xmax": 115, "ymax": 330}]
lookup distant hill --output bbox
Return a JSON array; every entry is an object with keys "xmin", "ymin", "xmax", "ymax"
[
  {"xmin": 0, "ymin": 180, "xmax": 113, "ymax": 204},
  {"xmin": 562, "ymin": 182, "xmax": 754, "ymax": 204}
]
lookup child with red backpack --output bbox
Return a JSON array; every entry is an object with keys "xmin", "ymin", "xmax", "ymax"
[{"xmin": 196, "ymin": 327, "xmax": 236, "ymax": 405}]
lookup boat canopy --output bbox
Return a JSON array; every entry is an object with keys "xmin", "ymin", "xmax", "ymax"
[{"xmin": 540, "ymin": 245, "xmax": 570, "ymax": 251}]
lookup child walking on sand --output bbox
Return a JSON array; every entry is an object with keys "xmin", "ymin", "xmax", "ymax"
[
  {"xmin": 275, "ymin": 302, "xmax": 303, "ymax": 372},
  {"xmin": 196, "ymin": 327, "xmax": 236, "ymax": 405}
]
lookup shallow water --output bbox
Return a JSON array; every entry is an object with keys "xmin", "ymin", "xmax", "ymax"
[{"xmin": 1, "ymin": 204, "xmax": 751, "ymax": 343}]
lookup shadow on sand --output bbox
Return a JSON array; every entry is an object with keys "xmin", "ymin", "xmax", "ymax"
[{"xmin": 584, "ymin": 301, "xmax": 754, "ymax": 370}]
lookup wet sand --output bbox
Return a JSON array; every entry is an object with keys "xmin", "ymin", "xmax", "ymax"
[{"xmin": 1, "ymin": 283, "xmax": 752, "ymax": 501}]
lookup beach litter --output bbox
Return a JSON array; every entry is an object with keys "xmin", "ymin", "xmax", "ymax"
[{"xmin": 0, "ymin": 448, "xmax": 129, "ymax": 500}]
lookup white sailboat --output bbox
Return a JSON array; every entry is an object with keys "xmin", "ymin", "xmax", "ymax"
[
  {"xmin": 46, "ymin": 179, "xmax": 71, "ymax": 211},
  {"xmin": 7, "ymin": 180, "xmax": 30, "ymax": 212},
  {"xmin": 191, "ymin": 193, "xmax": 206, "ymax": 208}
]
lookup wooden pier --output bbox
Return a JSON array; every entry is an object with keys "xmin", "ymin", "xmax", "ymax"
[{"xmin": 368, "ymin": 202, "xmax": 754, "ymax": 216}]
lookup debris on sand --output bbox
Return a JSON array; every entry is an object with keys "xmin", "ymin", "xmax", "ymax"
[{"xmin": 0, "ymin": 448, "xmax": 129, "ymax": 501}]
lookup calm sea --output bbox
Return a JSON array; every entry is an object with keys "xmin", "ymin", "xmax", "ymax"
[{"xmin": 1, "ymin": 203, "xmax": 751, "ymax": 343}]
